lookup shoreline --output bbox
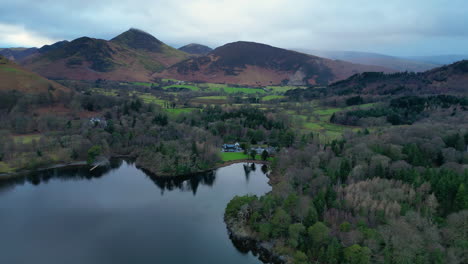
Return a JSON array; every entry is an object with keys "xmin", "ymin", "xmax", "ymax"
[
  {"xmin": 0, "ymin": 161, "xmax": 88, "ymax": 180},
  {"xmin": 0, "ymin": 157, "xmax": 269, "ymax": 180},
  {"xmin": 0, "ymin": 156, "xmax": 277, "ymax": 263},
  {"xmin": 225, "ymin": 215, "xmax": 286, "ymax": 264}
]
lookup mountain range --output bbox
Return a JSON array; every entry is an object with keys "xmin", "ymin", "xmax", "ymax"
[
  {"xmin": 156, "ymin": 41, "xmax": 393, "ymax": 86},
  {"xmin": 1, "ymin": 28, "xmax": 467, "ymax": 87},
  {"xmin": 6, "ymin": 29, "xmax": 189, "ymax": 82},
  {"xmin": 0, "ymin": 29, "xmax": 391, "ymax": 85}
]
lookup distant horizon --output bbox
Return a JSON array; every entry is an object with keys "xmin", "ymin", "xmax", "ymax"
[
  {"xmin": 1, "ymin": 30, "xmax": 467, "ymax": 60},
  {"xmin": 1, "ymin": 0, "xmax": 468, "ymax": 57}
]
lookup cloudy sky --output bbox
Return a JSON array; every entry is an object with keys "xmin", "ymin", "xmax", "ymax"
[{"xmin": 1, "ymin": 0, "xmax": 467, "ymax": 56}]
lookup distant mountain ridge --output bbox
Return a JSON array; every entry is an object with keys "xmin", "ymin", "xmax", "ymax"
[
  {"xmin": 156, "ymin": 41, "xmax": 394, "ymax": 86},
  {"xmin": 296, "ymin": 49, "xmax": 439, "ymax": 72},
  {"xmin": 178, "ymin": 43, "xmax": 213, "ymax": 55},
  {"xmin": 328, "ymin": 60, "xmax": 468, "ymax": 95},
  {"xmin": 0, "ymin": 47, "xmax": 39, "ymax": 62},
  {"xmin": 404, "ymin": 55, "xmax": 468, "ymax": 65}
]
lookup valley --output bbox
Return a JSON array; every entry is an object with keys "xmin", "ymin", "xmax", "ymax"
[{"xmin": 0, "ymin": 23, "xmax": 467, "ymax": 264}]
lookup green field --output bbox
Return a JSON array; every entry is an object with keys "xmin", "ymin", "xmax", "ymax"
[
  {"xmin": 217, "ymin": 87, "xmax": 265, "ymax": 94},
  {"xmin": 165, "ymin": 108, "xmax": 198, "ymax": 115},
  {"xmin": 136, "ymin": 94, "xmax": 167, "ymax": 105},
  {"xmin": 262, "ymin": 95, "xmax": 286, "ymax": 101},
  {"xmin": 266, "ymin": 86, "xmax": 307, "ymax": 93},
  {"xmin": 0, "ymin": 162, "xmax": 14, "ymax": 174},
  {"xmin": 220, "ymin": 152, "xmax": 265, "ymax": 161},
  {"xmin": 14, "ymin": 134, "xmax": 42, "ymax": 144},
  {"xmin": 131, "ymin": 82, "xmax": 153, "ymax": 87},
  {"xmin": 199, "ymin": 83, "xmax": 266, "ymax": 94},
  {"xmin": 91, "ymin": 88, "xmax": 119, "ymax": 97},
  {"xmin": 0, "ymin": 66, "xmax": 20, "ymax": 73},
  {"xmin": 196, "ymin": 96, "xmax": 228, "ymax": 100}
]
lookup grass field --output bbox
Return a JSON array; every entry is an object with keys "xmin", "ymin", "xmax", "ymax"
[
  {"xmin": 165, "ymin": 108, "xmax": 198, "ymax": 115},
  {"xmin": 0, "ymin": 162, "xmax": 14, "ymax": 174},
  {"xmin": 266, "ymin": 86, "xmax": 307, "ymax": 93},
  {"xmin": 221, "ymin": 152, "xmax": 249, "ymax": 161},
  {"xmin": 262, "ymin": 95, "xmax": 286, "ymax": 101},
  {"xmin": 136, "ymin": 94, "xmax": 167, "ymax": 106},
  {"xmin": 218, "ymin": 87, "xmax": 266, "ymax": 94},
  {"xmin": 91, "ymin": 88, "xmax": 119, "ymax": 97},
  {"xmin": 14, "ymin": 134, "xmax": 42, "ymax": 144},
  {"xmin": 220, "ymin": 152, "xmax": 268, "ymax": 161},
  {"xmin": 191, "ymin": 96, "xmax": 228, "ymax": 105},
  {"xmin": 0, "ymin": 66, "xmax": 20, "ymax": 73},
  {"xmin": 199, "ymin": 83, "xmax": 266, "ymax": 94},
  {"xmin": 131, "ymin": 82, "xmax": 153, "ymax": 87}
]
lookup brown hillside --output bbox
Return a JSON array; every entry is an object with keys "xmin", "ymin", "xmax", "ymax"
[
  {"xmin": 155, "ymin": 41, "xmax": 394, "ymax": 86},
  {"xmin": 329, "ymin": 60, "xmax": 468, "ymax": 95},
  {"xmin": 0, "ymin": 55, "xmax": 69, "ymax": 94},
  {"xmin": 21, "ymin": 29, "xmax": 189, "ymax": 82}
]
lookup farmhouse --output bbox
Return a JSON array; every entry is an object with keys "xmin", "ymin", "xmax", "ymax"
[{"xmin": 222, "ymin": 142, "xmax": 242, "ymax": 152}]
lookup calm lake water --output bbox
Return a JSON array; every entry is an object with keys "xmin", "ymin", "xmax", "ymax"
[{"xmin": 0, "ymin": 160, "xmax": 271, "ymax": 264}]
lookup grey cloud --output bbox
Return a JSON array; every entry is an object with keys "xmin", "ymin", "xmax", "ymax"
[{"xmin": 0, "ymin": 0, "xmax": 467, "ymax": 56}]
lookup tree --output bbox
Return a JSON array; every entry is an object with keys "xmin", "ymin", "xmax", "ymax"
[
  {"xmin": 87, "ymin": 145, "xmax": 102, "ymax": 165},
  {"xmin": 271, "ymin": 208, "xmax": 291, "ymax": 238},
  {"xmin": 343, "ymin": 244, "xmax": 371, "ymax": 264},
  {"xmin": 288, "ymin": 223, "xmax": 305, "ymax": 248},
  {"xmin": 454, "ymin": 184, "xmax": 468, "ymax": 211},
  {"xmin": 258, "ymin": 223, "xmax": 272, "ymax": 240},
  {"xmin": 304, "ymin": 204, "xmax": 318, "ymax": 227},
  {"xmin": 326, "ymin": 238, "xmax": 342, "ymax": 264},
  {"xmin": 308, "ymin": 222, "xmax": 330, "ymax": 247},
  {"xmin": 293, "ymin": 251, "xmax": 309, "ymax": 264},
  {"xmin": 250, "ymin": 149, "xmax": 257, "ymax": 160},
  {"xmin": 261, "ymin": 149, "xmax": 269, "ymax": 161}
]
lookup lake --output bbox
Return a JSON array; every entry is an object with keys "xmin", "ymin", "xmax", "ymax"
[{"xmin": 0, "ymin": 160, "xmax": 271, "ymax": 264}]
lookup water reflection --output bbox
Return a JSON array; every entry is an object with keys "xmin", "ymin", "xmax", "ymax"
[
  {"xmin": 0, "ymin": 161, "xmax": 271, "ymax": 264},
  {"xmin": 0, "ymin": 159, "xmax": 123, "ymax": 191},
  {"xmin": 0, "ymin": 160, "xmax": 270, "ymax": 197},
  {"xmin": 146, "ymin": 170, "xmax": 216, "ymax": 195}
]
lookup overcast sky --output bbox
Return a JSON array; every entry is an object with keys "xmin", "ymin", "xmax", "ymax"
[{"xmin": 1, "ymin": 0, "xmax": 467, "ymax": 56}]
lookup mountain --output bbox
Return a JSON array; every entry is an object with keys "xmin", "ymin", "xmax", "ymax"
[
  {"xmin": 21, "ymin": 29, "xmax": 189, "ymax": 82},
  {"xmin": 328, "ymin": 60, "xmax": 468, "ymax": 95},
  {"xmin": 296, "ymin": 49, "xmax": 438, "ymax": 72},
  {"xmin": 0, "ymin": 47, "xmax": 39, "ymax": 62},
  {"xmin": 405, "ymin": 55, "xmax": 468, "ymax": 65},
  {"xmin": 155, "ymin": 41, "xmax": 394, "ymax": 86},
  {"xmin": 39, "ymin": 41, "xmax": 69, "ymax": 54},
  {"xmin": 0, "ymin": 55, "xmax": 68, "ymax": 94},
  {"xmin": 178, "ymin": 43, "xmax": 213, "ymax": 55},
  {"xmin": 110, "ymin": 28, "xmax": 164, "ymax": 52}
]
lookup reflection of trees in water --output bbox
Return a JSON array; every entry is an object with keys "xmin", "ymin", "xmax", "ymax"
[
  {"xmin": 0, "ymin": 160, "xmax": 268, "ymax": 196},
  {"xmin": 146, "ymin": 170, "xmax": 217, "ymax": 195},
  {"xmin": 0, "ymin": 159, "xmax": 123, "ymax": 191},
  {"xmin": 243, "ymin": 163, "xmax": 259, "ymax": 181}
]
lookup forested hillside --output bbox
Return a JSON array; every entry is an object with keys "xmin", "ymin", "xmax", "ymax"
[{"xmin": 226, "ymin": 122, "xmax": 467, "ymax": 264}]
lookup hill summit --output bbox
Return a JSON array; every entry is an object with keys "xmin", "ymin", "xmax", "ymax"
[
  {"xmin": 178, "ymin": 43, "xmax": 213, "ymax": 55},
  {"xmin": 111, "ymin": 28, "xmax": 164, "ymax": 52},
  {"xmin": 20, "ymin": 29, "xmax": 188, "ymax": 82}
]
